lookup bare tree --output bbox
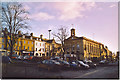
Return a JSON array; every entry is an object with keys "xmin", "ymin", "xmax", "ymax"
[
  {"xmin": 52, "ymin": 26, "xmax": 69, "ymax": 59},
  {"xmin": 2, "ymin": 2, "xmax": 30, "ymax": 57}
]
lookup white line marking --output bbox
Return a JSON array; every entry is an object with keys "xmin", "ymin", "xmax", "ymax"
[{"xmin": 74, "ymin": 67, "xmax": 107, "ymax": 78}]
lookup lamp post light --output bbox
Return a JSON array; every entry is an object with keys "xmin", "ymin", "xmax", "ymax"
[{"xmin": 48, "ymin": 30, "xmax": 51, "ymax": 57}]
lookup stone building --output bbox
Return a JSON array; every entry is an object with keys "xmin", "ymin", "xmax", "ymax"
[
  {"xmin": 1, "ymin": 30, "xmax": 34, "ymax": 56},
  {"xmin": 41, "ymin": 36, "xmax": 61, "ymax": 57},
  {"xmin": 1, "ymin": 28, "xmax": 61, "ymax": 57},
  {"xmin": 64, "ymin": 28, "xmax": 106, "ymax": 61},
  {"xmin": 34, "ymin": 35, "xmax": 46, "ymax": 57}
]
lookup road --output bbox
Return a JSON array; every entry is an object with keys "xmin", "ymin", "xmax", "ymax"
[
  {"xmin": 2, "ymin": 62, "xmax": 119, "ymax": 79},
  {"xmin": 58, "ymin": 64, "xmax": 118, "ymax": 79},
  {"xmin": 74, "ymin": 66, "xmax": 118, "ymax": 78}
]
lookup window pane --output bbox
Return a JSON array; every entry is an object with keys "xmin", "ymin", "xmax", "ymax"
[
  {"xmin": 19, "ymin": 41, "xmax": 21, "ymax": 44},
  {"xmin": 19, "ymin": 47, "xmax": 21, "ymax": 50},
  {"xmin": 36, "ymin": 48, "xmax": 37, "ymax": 51},
  {"xmin": 24, "ymin": 46, "xmax": 25, "ymax": 50},
  {"xmin": 2, "ymin": 45, "xmax": 4, "ymax": 49},
  {"xmin": 2, "ymin": 39, "xmax": 4, "ymax": 42},
  {"xmin": 16, "ymin": 46, "xmax": 17, "ymax": 50}
]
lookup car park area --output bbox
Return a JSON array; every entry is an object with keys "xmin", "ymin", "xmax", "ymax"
[
  {"xmin": 2, "ymin": 56, "xmax": 119, "ymax": 79},
  {"xmin": 2, "ymin": 61, "xmax": 118, "ymax": 79}
]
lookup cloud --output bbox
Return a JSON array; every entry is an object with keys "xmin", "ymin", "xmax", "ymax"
[
  {"xmin": 109, "ymin": 4, "xmax": 116, "ymax": 8},
  {"xmin": 23, "ymin": 5, "xmax": 30, "ymax": 11},
  {"xmin": 23, "ymin": 2, "xmax": 96, "ymax": 21},
  {"xmin": 98, "ymin": 7, "xmax": 102, "ymax": 10},
  {"xmin": 22, "ymin": 2, "xmax": 46, "ymax": 13},
  {"xmin": 54, "ymin": 2, "xmax": 96, "ymax": 21},
  {"xmin": 30, "ymin": 12, "xmax": 55, "ymax": 21}
]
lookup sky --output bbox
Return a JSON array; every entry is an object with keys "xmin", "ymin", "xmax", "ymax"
[{"xmin": 21, "ymin": 2, "xmax": 118, "ymax": 53}]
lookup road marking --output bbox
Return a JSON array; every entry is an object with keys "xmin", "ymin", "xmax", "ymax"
[{"xmin": 74, "ymin": 67, "xmax": 107, "ymax": 78}]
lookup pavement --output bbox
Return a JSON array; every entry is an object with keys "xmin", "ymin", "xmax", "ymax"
[{"xmin": 2, "ymin": 62, "xmax": 119, "ymax": 79}]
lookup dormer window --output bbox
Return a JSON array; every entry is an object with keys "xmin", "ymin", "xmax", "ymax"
[
  {"xmin": 23, "ymin": 35, "xmax": 25, "ymax": 38},
  {"xmin": 30, "ymin": 36, "xmax": 32, "ymax": 40},
  {"xmin": 39, "ymin": 38, "xmax": 41, "ymax": 41},
  {"xmin": 72, "ymin": 37, "xmax": 73, "ymax": 39},
  {"xmin": 36, "ymin": 38, "xmax": 38, "ymax": 40}
]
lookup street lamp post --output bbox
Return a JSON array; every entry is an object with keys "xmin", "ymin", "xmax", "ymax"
[{"xmin": 48, "ymin": 30, "xmax": 51, "ymax": 57}]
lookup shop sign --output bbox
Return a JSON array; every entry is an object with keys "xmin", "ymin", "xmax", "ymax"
[{"xmin": 23, "ymin": 51, "xmax": 33, "ymax": 53}]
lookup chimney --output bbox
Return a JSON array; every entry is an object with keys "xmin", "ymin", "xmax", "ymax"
[
  {"xmin": 30, "ymin": 33, "xmax": 33, "ymax": 36},
  {"xmin": 5, "ymin": 28, "xmax": 7, "ymax": 31},
  {"xmin": 18, "ymin": 31, "xmax": 21, "ymax": 35},
  {"xmin": 40, "ymin": 34, "xmax": 43, "ymax": 39},
  {"xmin": 71, "ymin": 28, "xmax": 75, "ymax": 36}
]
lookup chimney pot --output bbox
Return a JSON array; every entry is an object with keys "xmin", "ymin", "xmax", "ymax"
[
  {"xmin": 30, "ymin": 33, "xmax": 33, "ymax": 36},
  {"xmin": 18, "ymin": 31, "xmax": 21, "ymax": 35},
  {"xmin": 5, "ymin": 28, "xmax": 7, "ymax": 31},
  {"xmin": 40, "ymin": 34, "xmax": 43, "ymax": 39}
]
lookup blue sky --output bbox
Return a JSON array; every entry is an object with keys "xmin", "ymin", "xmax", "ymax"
[{"xmin": 22, "ymin": 2, "xmax": 118, "ymax": 53}]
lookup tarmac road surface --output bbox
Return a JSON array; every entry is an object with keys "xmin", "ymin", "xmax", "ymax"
[{"xmin": 2, "ymin": 62, "xmax": 119, "ymax": 79}]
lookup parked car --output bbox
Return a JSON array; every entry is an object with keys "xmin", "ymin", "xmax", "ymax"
[
  {"xmin": 51, "ymin": 56, "xmax": 60, "ymax": 60},
  {"xmin": 30, "ymin": 57, "xmax": 43, "ymax": 63},
  {"xmin": 75, "ymin": 60, "xmax": 90, "ymax": 69},
  {"xmin": 17, "ymin": 55, "xmax": 24, "ymax": 60},
  {"xmin": 84, "ymin": 60, "xmax": 92, "ymax": 63},
  {"xmin": 69, "ymin": 61, "xmax": 80, "ymax": 69},
  {"xmin": 23, "ymin": 55, "xmax": 29, "ymax": 60},
  {"xmin": 2, "ymin": 56, "xmax": 12, "ymax": 64},
  {"xmin": 84, "ymin": 60, "xmax": 96, "ymax": 68},
  {"xmin": 38, "ymin": 60, "xmax": 61, "ymax": 71},
  {"xmin": 11, "ymin": 54, "xmax": 19, "ymax": 59},
  {"xmin": 55, "ymin": 59, "xmax": 70, "ymax": 69},
  {"xmin": 99, "ymin": 60, "xmax": 109, "ymax": 64},
  {"xmin": 23, "ymin": 55, "xmax": 33, "ymax": 60},
  {"xmin": 42, "ymin": 60, "xmax": 60, "ymax": 65}
]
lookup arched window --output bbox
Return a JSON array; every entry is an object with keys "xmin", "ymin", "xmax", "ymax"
[
  {"xmin": 36, "ymin": 53, "xmax": 38, "ymax": 56},
  {"xmin": 40, "ymin": 53, "xmax": 41, "ymax": 56},
  {"xmin": 39, "ymin": 48, "xmax": 41, "ymax": 51}
]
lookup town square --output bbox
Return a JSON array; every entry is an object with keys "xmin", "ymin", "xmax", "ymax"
[{"xmin": 0, "ymin": 0, "xmax": 119, "ymax": 79}]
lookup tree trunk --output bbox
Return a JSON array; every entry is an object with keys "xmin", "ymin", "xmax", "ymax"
[{"xmin": 9, "ymin": 46, "xmax": 13, "ymax": 58}]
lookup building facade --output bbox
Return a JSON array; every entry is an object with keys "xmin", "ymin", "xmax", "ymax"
[
  {"xmin": 64, "ymin": 28, "xmax": 110, "ymax": 61},
  {"xmin": 0, "ymin": 28, "xmax": 61, "ymax": 58},
  {"xmin": 34, "ymin": 35, "xmax": 46, "ymax": 57},
  {"xmin": 41, "ymin": 37, "xmax": 61, "ymax": 57},
  {"xmin": 19, "ymin": 33, "xmax": 34, "ymax": 56},
  {"xmin": 0, "ymin": 32, "xmax": 7, "ymax": 56},
  {"xmin": 0, "ymin": 30, "xmax": 34, "ymax": 56}
]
